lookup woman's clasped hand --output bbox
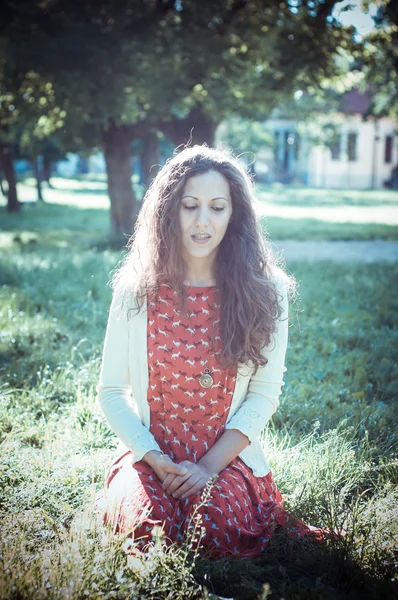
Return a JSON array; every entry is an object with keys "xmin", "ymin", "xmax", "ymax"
[
  {"xmin": 146, "ymin": 450, "xmax": 215, "ymax": 499},
  {"xmin": 162, "ymin": 460, "xmax": 215, "ymax": 499}
]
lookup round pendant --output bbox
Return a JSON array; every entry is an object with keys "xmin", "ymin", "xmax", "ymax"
[{"xmin": 199, "ymin": 372, "xmax": 213, "ymax": 388}]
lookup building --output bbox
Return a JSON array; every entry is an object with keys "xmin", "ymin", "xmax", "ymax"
[{"xmin": 259, "ymin": 90, "xmax": 397, "ymax": 189}]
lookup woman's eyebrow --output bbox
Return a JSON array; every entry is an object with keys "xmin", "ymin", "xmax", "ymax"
[{"xmin": 182, "ymin": 195, "xmax": 229, "ymax": 201}]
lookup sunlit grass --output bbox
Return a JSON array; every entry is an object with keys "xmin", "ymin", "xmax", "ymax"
[
  {"xmin": 0, "ymin": 198, "xmax": 397, "ymax": 598},
  {"xmin": 1, "ymin": 178, "xmax": 398, "ymax": 240},
  {"xmin": 257, "ymin": 183, "xmax": 398, "ymax": 207}
]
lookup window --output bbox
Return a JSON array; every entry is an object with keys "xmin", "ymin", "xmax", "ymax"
[
  {"xmin": 283, "ymin": 131, "xmax": 290, "ymax": 170},
  {"xmin": 274, "ymin": 131, "xmax": 280, "ymax": 160},
  {"xmin": 348, "ymin": 132, "xmax": 357, "ymax": 162},
  {"xmin": 294, "ymin": 133, "xmax": 300, "ymax": 159},
  {"xmin": 330, "ymin": 135, "xmax": 341, "ymax": 160},
  {"xmin": 385, "ymin": 135, "xmax": 393, "ymax": 164}
]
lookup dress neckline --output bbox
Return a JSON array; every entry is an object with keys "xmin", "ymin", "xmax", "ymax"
[{"xmin": 184, "ymin": 285, "xmax": 216, "ymax": 289}]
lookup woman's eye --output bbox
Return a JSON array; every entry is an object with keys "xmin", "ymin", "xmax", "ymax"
[{"xmin": 183, "ymin": 205, "xmax": 224, "ymax": 212}]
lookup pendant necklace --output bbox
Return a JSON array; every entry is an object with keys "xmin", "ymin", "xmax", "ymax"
[
  {"xmin": 198, "ymin": 300, "xmax": 219, "ymax": 389},
  {"xmin": 199, "ymin": 363, "xmax": 214, "ymax": 388}
]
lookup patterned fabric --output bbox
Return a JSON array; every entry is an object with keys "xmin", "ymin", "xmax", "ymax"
[{"xmin": 95, "ymin": 284, "xmax": 329, "ymax": 557}]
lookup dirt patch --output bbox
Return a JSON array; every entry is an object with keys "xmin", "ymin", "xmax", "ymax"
[{"xmin": 271, "ymin": 240, "xmax": 398, "ymax": 263}]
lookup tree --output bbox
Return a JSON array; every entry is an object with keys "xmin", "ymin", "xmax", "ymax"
[
  {"xmin": 0, "ymin": 57, "xmax": 65, "ymax": 210},
  {"xmin": 1, "ymin": 0, "xmax": 358, "ymax": 236},
  {"xmin": 1, "ymin": 0, "xmax": 183, "ymax": 232},
  {"xmin": 217, "ymin": 117, "xmax": 274, "ymax": 178},
  {"xmin": 359, "ymin": 0, "xmax": 398, "ymax": 118}
]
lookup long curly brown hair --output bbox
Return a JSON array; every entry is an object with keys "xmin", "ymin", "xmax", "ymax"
[{"xmin": 110, "ymin": 145, "xmax": 295, "ymax": 375}]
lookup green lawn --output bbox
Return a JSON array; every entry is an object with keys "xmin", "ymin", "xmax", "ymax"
[
  {"xmin": 257, "ymin": 184, "xmax": 398, "ymax": 207},
  {"xmin": 0, "ymin": 194, "xmax": 397, "ymax": 599},
  {"xmin": 2, "ymin": 177, "xmax": 398, "ymax": 241},
  {"xmin": 256, "ymin": 183, "xmax": 398, "ymax": 240}
]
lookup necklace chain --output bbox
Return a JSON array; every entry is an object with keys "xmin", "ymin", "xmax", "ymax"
[{"xmin": 198, "ymin": 297, "xmax": 219, "ymax": 388}]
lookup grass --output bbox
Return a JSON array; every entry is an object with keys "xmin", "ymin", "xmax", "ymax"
[
  {"xmin": 257, "ymin": 184, "xmax": 398, "ymax": 208},
  {"xmin": 0, "ymin": 191, "xmax": 397, "ymax": 599},
  {"xmin": 263, "ymin": 217, "xmax": 398, "ymax": 241},
  {"xmin": 1, "ymin": 176, "xmax": 398, "ymax": 241}
]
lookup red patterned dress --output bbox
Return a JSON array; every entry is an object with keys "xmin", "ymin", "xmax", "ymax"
[{"xmin": 96, "ymin": 284, "xmax": 329, "ymax": 557}]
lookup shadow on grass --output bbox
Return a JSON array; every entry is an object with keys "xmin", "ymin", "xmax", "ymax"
[
  {"xmin": 262, "ymin": 216, "xmax": 398, "ymax": 241},
  {"xmin": 0, "ymin": 202, "xmax": 107, "ymax": 232},
  {"xmin": 257, "ymin": 184, "xmax": 398, "ymax": 208},
  {"xmin": 0, "ymin": 202, "xmax": 121, "ymax": 251},
  {"xmin": 194, "ymin": 528, "xmax": 397, "ymax": 600},
  {"xmin": 41, "ymin": 186, "xmax": 108, "ymax": 196},
  {"xmin": 18, "ymin": 175, "xmax": 108, "ymax": 195},
  {"xmin": 2, "ymin": 202, "xmax": 398, "ymax": 246}
]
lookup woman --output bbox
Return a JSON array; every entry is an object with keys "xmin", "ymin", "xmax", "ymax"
[{"xmin": 95, "ymin": 145, "xmax": 335, "ymax": 558}]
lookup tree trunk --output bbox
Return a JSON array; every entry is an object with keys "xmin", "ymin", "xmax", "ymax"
[
  {"xmin": 1, "ymin": 144, "xmax": 19, "ymax": 212},
  {"xmin": 43, "ymin": 153, "xmax": 53, "ymax": 187},
  {"xmin": 161, "ymin": 106, "xmax": 218, "ymax": 149},
  {"xmin": 102, "ymin": 121, "xmax": 140, "ymax": 239},
  {"xmin": 0, "ymin": 171, "xmax": 7, "ymax": 198},
  {"xmin": 33, "ymin": 156, "xmax": 44, "ymax": 202},
  {"xmin": 140, "ymin": 130, "xmax": 160, "ymax": 189}
]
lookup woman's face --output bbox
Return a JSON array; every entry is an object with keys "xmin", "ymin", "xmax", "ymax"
[{"xmin": 179, "ymin": 169, "xmax": 233, "ymax": 270}]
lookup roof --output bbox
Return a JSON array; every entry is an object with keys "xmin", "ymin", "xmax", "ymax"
[{"xmin": 340, "ymin": 89, "xmax": 373, "ymax": 114}]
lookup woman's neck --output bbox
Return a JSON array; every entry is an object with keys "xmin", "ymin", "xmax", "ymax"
[
  {"xmin": 183, "ymin": 261, "xmax": 216, "ymax": 287},
  {"xmin": 181, "ymin": 246, "xmax": 219, "ymax": 287},
  {"xmin": 183, "ymin": 276, "xmax": 216, "ymax": 287}
]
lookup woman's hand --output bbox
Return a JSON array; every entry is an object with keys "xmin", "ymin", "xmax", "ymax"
[
  {"xmin": 162, "ymin": 460, "xmax": 215, "ymax": 500},
  {"xmin": 142, "ymin": 450, "xmax": 188, "ymax": 484}
]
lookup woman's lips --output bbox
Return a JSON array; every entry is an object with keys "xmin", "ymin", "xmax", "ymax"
[{"xmin": 191, "ymin": 235, "xmax": 211, "ymax": 244}]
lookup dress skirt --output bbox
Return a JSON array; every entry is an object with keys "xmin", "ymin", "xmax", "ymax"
[{"xmin": 95, "ymin": 284, "xmax": 331, "ymax": 558}]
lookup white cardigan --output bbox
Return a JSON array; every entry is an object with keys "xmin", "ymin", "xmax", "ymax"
[{"xmin": 97, "ymin": 275, "xmax": 288, "ymax": 477}]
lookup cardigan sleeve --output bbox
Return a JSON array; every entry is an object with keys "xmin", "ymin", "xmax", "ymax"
[
  {"xmin": 96, "ymin": 288, "xmax": 161, "ymax": 463},
  {"xmin": 225, "ymin": 275, "xmax": 288, "ymax": 444}
]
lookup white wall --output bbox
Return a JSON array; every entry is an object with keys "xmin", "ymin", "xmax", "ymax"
[{"xmin": 307, "ymin": 116, "xmax": 397, "ymax": 189}]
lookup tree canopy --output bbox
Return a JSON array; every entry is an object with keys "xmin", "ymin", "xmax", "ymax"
[
  {"xmin": 359, "ymin": 0, "xmax": 398, "ymax": 118},
  {"xmin": 0, "ymin": 0, "xmax": 365, "ymax": 233}
]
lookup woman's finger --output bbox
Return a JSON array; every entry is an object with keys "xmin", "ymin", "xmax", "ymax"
[
  {"xmin": 165, "ymin": 470, "xmax": 191, "ymax": 495},
  {"xmin": 181, "ymin": 479, "xmax": 206, "ymax": 499},
  {"xmin": 172, "ymin": 475, "xmax": 201, "ymax": 499},
  {"xmin": 162, "ymin": 458, "xmax": 188, "ymax": 477},
  {"xmin": 169, "ymin": 474, "xmax": 197, "ymax": 497},
  {"xmin": 162, "ymin": 473, "xmax": 177, "ymax": 489}
]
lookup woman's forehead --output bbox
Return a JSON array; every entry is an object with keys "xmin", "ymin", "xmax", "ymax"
[{"xmin": 183, "ymin": 170, "xmax": 231, "ymax": 200}]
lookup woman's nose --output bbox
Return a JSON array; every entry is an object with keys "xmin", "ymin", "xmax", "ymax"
[{"xmin": 196, "ymin": 206, "xmax": 210, "ymax": 227}]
